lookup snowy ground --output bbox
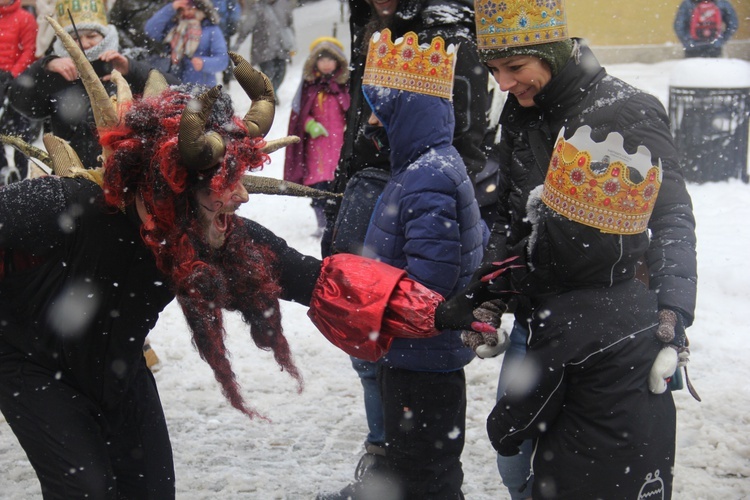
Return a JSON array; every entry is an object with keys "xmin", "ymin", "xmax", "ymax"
[{"xmin": 1, "ymin": 0, "xmax": 749, "ymax": 498}]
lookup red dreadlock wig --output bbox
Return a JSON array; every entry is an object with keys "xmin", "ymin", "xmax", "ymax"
[{"xmin": 98, "ymin": 84, "xmax": 303, "ymax": 419}]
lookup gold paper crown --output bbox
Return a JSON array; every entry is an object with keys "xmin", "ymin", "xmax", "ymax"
[
  {"xmin": 363, "ymin": 29, "xmax": 456, "ymax": 101},
  {"xmin": 55, "ymin": 0, "xmax": 108, "ymax": 30},
  {"xmin": 475, "ymin": 0, "xmax": 568, "ymax": 52},
  {"xmin": 541, "ymin": 126, "xmax": 662, "ymax": 235}
]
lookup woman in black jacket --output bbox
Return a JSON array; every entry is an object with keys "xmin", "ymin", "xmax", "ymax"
[{"xmin": 470, "ymin": 0, "xmax": 698, "ymax": 498}]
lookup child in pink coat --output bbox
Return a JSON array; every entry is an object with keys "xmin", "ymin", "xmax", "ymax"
[{"xmin": 284, "ymin": 37, "xmax": 349, "ymax": 236}]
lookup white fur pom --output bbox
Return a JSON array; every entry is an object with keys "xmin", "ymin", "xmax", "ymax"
[{"xmin": 649, "ymin": 346, "xmax": 678, "ymax": 394}]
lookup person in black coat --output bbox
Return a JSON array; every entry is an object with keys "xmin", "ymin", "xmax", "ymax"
[{"xmin": 461, "ymin": 0, "xmax": 699, "ymax": 498}]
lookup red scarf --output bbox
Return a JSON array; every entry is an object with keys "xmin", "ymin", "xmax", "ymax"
[{"xmin": 166, "ymin": 17, "xmax": 203, "ymax": 64}]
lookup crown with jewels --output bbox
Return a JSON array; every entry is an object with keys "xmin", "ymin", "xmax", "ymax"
[
  {"xmin": 541, "ymin": 126, "xmax": 662, "ymax": 235},
  {"xmin": 55, "ymin": 0, "xmax": 108, "ymax": 30},
  {"xmin": 363, "ymin": 29, "xmax": 457, "ymax": 101},
  {"xmin": 474, "ymin": 0, "xmax": 568, "ymax": 52}
]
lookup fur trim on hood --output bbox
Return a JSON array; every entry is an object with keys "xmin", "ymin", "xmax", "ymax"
[{"xmin": 302, "ymin": 36, "xmax": 349, "ymax": 84}]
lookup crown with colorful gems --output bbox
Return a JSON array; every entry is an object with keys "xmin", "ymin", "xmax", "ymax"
[
  {"xmin": 55, "ymin": 0, "xmax": 108, "ymax": 30},
  {"xmin": 363, "ymin": 29, "xmax": 457, "ymax": 101},
  {"xmin": 474, "ymin": 0, "xmax": 568, "ymax": 52},
  {"xmin": 541, "ymin": 126, "xmax": 662, "ymax": 235}
]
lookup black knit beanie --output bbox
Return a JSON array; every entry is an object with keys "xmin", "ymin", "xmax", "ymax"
[{"xmin": 479, "ymin": 39, "xmax": 575, "ymax": 77}]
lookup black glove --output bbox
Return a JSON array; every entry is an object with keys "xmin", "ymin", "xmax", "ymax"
[{"xmin": 435, "ymin": 256, "xmax": 521, "ymax": 332}]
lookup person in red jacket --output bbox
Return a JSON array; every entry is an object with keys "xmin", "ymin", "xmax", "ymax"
[{"xmin": 0, "ymin": 0, "xmax": 37, "ymax": 184}]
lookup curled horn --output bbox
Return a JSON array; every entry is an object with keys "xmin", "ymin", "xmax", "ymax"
[
  {"xmin": 228, "ymin": 51, "xmax": 275, "ymax": 138},
  {"xmin": 178, "ymin": 86, "xmax": 226, "ymax": 170},
  {"xmin": 242, "ymin": 175, "xmax": 341, "ymax": 198},
  {"xmin": 46, "ymin": 16, "xmax": 118, "ymax": 131}
]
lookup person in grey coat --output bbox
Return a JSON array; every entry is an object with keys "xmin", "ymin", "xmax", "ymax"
[{"xmin": 232, "ymin": 0, "xmax": 296, "ymax": 93}]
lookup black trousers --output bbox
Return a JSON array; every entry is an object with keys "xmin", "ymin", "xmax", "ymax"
[
  {"xmin": 380, "ymin": 366, "xmax": 466, "ymax": 499},
  {"xmin": 0, "ymin": 348, "xmax": 175, "ymax": 500}
]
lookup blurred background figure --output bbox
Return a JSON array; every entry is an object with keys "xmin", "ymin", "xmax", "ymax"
[
  {"xmin": 10, "ymin": 0, "xmax": 179, "ymax": 170},
  {"xmin": 210, "ymin": 0, "xmax": 241, "ymax": 84},
  {"xmin": 109, "ymin": 0, "xmax": 164, "ymax": 56},
  {"xmin": 0, "ymin": 0, "xmax": 37, "ymax": 185},
  {"xmin": 284, "ymin": 36, "xmax": 349, "ymax": 237},
  {"xmin": 145, "ymin": 0, "xmax": 228, "ymax": 85},
  {"xmin": 673, "ymin": 0, "xmax": 738, "ymax": 58},
  {"xmin": 232, "ymin": 0, "xmax": 296, "ymax": 95}
]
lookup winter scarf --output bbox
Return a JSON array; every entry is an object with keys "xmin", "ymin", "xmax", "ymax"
[
  {"xmin": 53, "ymin": 23, "xmax": 120, "ymax": 62},
  {"xmin": 166, "ymin": 17, "xmax": 203, "ymax": 64}
]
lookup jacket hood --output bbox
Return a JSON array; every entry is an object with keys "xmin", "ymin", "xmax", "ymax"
[
  {"xmin": 363, "ymin": 85, "xmax": 454, "ymax": 172},
  {"xmin": 302, "ymin": 40, "xmax": 349, "ymax": 85},
  {"xmin": 501, "ymin": 41, "xmax": 606, "ymax": 126}
]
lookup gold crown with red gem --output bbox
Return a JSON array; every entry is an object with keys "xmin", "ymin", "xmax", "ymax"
[
  {"xmin": 363, "ymin": 29, "xmax": 457, "ymax": 101},
  {"xmin": 541, "ymin": 126, "xmax": 662, "ymax": 235},
  {"xmin": 475, "ymin": 0, "xmax": 569, "ymax": 52}
]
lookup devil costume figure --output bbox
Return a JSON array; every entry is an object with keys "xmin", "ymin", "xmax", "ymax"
[{"xmin": 0, "ymin": 17, "xmax": 474, "ymax": 499}]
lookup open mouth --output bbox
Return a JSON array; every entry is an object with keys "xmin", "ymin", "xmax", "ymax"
[{"xmin": 215, "ymin": 212, "xmax": 229, "ymax": 233}]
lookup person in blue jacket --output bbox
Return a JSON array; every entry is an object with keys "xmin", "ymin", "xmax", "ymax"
[
  {"xmin": 144, "ymin": 0, "xmax": 228, "ymax": 85},
  {"xmin": 322, "ymin": 28, "xmax": 488, "ymax": 499},
  {"xmin": 673, "ymin": 0, "xmax": 739, "ymax": 58}
]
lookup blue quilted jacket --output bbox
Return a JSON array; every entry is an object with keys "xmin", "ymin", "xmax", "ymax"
[{"xmin": 362, "ymin": 86, "xmax": 487, "ymax": 371}]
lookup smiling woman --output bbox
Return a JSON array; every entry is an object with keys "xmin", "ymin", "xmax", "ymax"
[{"xmin": 485, "ymin": 55, "xmax": 552, "ymax": 107}]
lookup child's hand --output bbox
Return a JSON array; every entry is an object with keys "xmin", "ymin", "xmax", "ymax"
[
  {"xmin": 191, "ymin": 57, "xmax": 204, "ymax": 71},
  {"xmin": 99, "ymin": 50, "xmax": 129, "ymax": 79}
]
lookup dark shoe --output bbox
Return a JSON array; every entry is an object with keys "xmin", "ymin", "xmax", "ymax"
[
  {"xmin": 316, "ymin": 442, "xmax": 400, "ymax": 500},
  {"xmin": 355, "ymin": 442, "xmax": 385, "ymax": 480}
]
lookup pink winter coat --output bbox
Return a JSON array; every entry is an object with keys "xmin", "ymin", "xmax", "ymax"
[
  {"xmin": 284, "ymin": 68, "xmax": 350, "ymax": 186},
  {"xmin": 0, "ymin": 0, "xmax": 37, "ymax": 77}
]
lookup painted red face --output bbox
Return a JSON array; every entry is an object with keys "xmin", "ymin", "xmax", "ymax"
[{"xmin": 195, "ymin": 181, "xmax": 249, "ymax": 249}]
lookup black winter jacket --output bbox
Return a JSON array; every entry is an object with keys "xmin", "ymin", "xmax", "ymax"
[
  {"xmin": 491, "ymin": 42, "xmax": 697, "ymax": 323},
  {"xmin": 487, "ymin": 279, "xmax": 676, "ymax": 499}
]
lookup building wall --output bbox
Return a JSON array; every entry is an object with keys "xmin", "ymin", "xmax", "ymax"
[{"xmin": 567, "ymin": 0, "xmax": 749, "ymax": 63}]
